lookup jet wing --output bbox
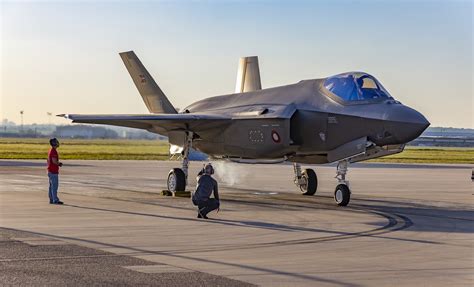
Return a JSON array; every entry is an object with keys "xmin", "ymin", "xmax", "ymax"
[{"xmin": 59, "ymin": 113, "xmax": 231, "ymax": 135}]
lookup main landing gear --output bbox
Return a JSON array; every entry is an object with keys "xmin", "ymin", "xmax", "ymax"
[
  {"xmin": 293, "ymin": 163, "xmax": 318, "ymax": 196},
  {"xmin": 293, "ymin": 159, "xmax": 351, "ymax": 206},
  {"xmin": 167, "ymin": 132, "xmax": 193, "ymax": 192}
]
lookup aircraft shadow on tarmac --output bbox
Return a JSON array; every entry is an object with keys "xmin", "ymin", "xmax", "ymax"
[
  {"xmin": 63, "ymin": 202, "xmax": 456, "ymax": 246},
  {"xmin": 65, "ymin": 203, "xmax": 347, "ymax": 234}
]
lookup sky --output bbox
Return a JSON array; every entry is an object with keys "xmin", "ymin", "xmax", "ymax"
[{"xmin": 1, "ymin": 0, "xmax": 472, "ymax": 128}]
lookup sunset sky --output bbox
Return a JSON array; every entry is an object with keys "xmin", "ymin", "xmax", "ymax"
[{"xmin": 1, "ymin": 1, "xmax": 472, "ymax": 128}]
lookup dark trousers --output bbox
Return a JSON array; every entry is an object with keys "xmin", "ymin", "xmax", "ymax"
[{"xmin": 193, "ymin": 198, "xmax": 219, "ymax": 216}]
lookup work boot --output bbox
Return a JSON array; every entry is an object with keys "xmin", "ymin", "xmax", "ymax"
[{"xmin": 198, "ymin": 209, "xmax": 208, "ymax": 219}]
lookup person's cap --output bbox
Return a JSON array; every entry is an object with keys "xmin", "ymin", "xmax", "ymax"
[{"xmin": 49, "ymin": 138, "xmax": 59, "ymax": 146}]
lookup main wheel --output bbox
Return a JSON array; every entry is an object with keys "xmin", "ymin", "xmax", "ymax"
[
  {"xmin": 167, "ymin": 168, "xmax": 186, "ymax": 192},
  {"xmin": 300, "ymin": 169, "xmax": 318, "ymax": 196},
  {"xmin": 334, "ymin": 184, "xmax": 350, "ymax": 206}
]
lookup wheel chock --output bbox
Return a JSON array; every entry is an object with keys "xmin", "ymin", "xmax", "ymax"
[
  {"xmin": 161, "ymin": 190, "xmax": 173, "ymax": 196},
  {"xmin": 161, "ymin": 190, "xmax": 191, "ymax": 197},
  {"xmin": 174, "ymin": 191, "xmax": 191, "ymax": 198}
]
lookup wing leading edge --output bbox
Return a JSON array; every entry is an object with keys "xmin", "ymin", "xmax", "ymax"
[{"xmin": 58, "ymin": 113, "xmax": 231, "ymax": 135}]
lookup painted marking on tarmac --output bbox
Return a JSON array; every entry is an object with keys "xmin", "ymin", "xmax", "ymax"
[{"xmin": 124, "ymin": 265, "xmax": 192, "ymax": 273}]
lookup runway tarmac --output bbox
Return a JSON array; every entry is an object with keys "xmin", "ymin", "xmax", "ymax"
[{"xmin": 0, "ymin": 160, "xmax": 473, "ymax": 286}]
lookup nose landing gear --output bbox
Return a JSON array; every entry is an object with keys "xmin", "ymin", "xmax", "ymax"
[{"xmin": 334, "ymin": 160, "xmax": 351, "ymax": 206}]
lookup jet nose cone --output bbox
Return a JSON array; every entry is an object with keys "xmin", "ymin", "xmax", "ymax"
[{"xmin": 385, "ymin": 105, "xmax": 430, "ymax": 143}]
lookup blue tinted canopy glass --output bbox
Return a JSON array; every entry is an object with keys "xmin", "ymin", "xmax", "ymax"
[{"xmin": 324, "ymin": 72, "xmax": 392, "ymax": 102}]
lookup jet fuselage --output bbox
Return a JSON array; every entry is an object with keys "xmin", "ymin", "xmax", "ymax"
[{"xmin": 183, "ymin": 78, "xmax": 429, "ymax": 163}]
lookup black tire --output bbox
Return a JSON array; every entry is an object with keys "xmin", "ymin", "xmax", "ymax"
[
  {"xmin": 334, "ymin": 184, "xmax": 350, "ymax": 206},
  {"xmin": 167, "ymin": 168, "xmax": 186, "ymax": 192},
  {"xmin": 300, "ymin": 169, "xmax": 318, "ymax": 196}
]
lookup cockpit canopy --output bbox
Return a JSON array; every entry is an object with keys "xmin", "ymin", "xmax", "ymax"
[{"xmin": 324, "ymin": 72, "xmax": 392, "ymax": 102}]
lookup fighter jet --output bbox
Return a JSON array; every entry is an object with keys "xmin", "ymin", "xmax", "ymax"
[{"xmin": 61, "ymin": 51, "xmax": 429, "ymax": 206}]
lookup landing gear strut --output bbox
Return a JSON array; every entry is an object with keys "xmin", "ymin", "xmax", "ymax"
[
  {"xmin": 293, "ymin": 163, "xmax": 318, "ymax": 196},
  {"xmin": 334, "ymin": 160, "xmax": 351, "ymax": 206},
  {"xmin": 167, "ymin": 131, "xmax": 193, "ymax": 192}
]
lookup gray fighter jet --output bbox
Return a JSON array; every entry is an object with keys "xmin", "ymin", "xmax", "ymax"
[{"xmin": 61, "ymin": 51, "xmax": 429, "ymax": 206}]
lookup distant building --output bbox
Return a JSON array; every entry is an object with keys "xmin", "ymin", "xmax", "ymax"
[
  {"xmin": 410, "ymin": 136, "xmax": 474, "ymax": 147},
  {"xmin": 55, "ymin": 125, "xmax": 119, "ymax": 139},
  {"xmin": 408, "ymin": 127, "xmax": 474, "ymax": 147}
]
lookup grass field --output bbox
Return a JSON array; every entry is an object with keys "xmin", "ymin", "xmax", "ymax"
[
  {"xmin": 368, "ymin": 147, "xmax": 473, "ymax": 164},
  {"xmin": 0, "ymin": 138, "xmax": 170, "ymax": 160},
  {"xmin": 0, "ymin": 138, "xmax": 472, "ymax": 164}
]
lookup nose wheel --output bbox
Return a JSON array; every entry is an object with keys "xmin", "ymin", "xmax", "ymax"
[
  {"xmin": 334, "ymin": 160, "xmax": 351, "ymax": 206},
  {"xmin": 334, "ymin": 184, "xmax": 350, "ymax": 206}
]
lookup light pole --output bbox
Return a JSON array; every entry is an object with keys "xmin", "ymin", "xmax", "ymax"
[{"xmin": 20, "ymin": 110, "xmax": 24, "ymax": 132}]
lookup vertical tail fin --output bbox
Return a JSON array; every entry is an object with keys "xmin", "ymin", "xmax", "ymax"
[
  {"xmin": 235, "ymin": 56, "xmax": 262, "ymax": 93},
  {"xmin": 119, "ymin": 51, "xmax": 177, "ymax": 114}
]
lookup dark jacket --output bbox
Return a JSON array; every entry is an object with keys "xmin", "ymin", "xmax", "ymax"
[{"xmin": 192, "ymin": 174, "xmax": 219, "ymax": 203}]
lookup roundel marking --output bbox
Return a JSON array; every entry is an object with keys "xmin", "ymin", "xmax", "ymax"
[{"xmin": 271, "ymin": 130, "xmax": 281, "ymax": 143}]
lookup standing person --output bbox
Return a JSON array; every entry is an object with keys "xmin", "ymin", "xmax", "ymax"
[
  {"xmin": 47, "ymin": 138, "xmax": 63, "ymax": 204},
  {"xmin": 192, "ymin": 163, "xmax": 219, "ymax": 219}
]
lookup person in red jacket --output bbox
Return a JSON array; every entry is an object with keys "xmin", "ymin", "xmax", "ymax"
[{"xmin": 47, "ymin": 138, "xmax": 63, "ymax": 204}]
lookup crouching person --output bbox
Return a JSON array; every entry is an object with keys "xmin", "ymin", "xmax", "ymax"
[{"xmin": 192, "ymin": 163, "xmax": 219, "ymax": 219}]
